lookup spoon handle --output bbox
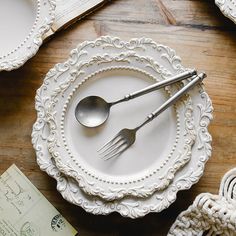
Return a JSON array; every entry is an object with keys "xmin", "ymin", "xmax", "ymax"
[
  {"xmin": 135, "ymin": 72, "xmax": 206, "ymax": 131},
  {"xmin": 112, "ymin": 69, "xmax": 197, "ymax": 105}
]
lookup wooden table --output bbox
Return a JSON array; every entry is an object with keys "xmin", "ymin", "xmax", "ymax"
[{"xmin": 0, "ymin": 0, "xmax": 236, "ymax": 235}]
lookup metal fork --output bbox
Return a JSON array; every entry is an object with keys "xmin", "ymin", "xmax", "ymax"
[{"xmin": 98, "ymin": 72, "xmax": 206, "ymax": 161}]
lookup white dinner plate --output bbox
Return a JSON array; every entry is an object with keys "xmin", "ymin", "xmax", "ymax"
[
  {"xmin": 0, "ymin": 0, "xmax": 55, "ymax": 71},
  {"xmin": 32, "ymin": 36, "xmax": 213, "ymax": 218},
  {"xmin": 45, "ymin": 53, "xmax": 196, "ymax": 201}
]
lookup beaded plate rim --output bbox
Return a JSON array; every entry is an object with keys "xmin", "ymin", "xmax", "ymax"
[{"xmin": 0, "ymin": 0, "xmax": 56, "ymax": 71}]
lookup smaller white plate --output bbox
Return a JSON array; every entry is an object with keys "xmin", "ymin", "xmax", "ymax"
[
  {"xmin": 215, "ymin": 0, "xmax": 236, "ymax": 24},
  {"xmin": 0, "ymin": 0, "xmax": 55, "ymax": 71},
  {"xmin": 46, "ymin": 52, "xmax": 196, "ymax": 201}
]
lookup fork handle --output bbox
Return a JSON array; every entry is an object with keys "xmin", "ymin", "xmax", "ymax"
[
  {"xmin": 135, "ymin": 72, "xmax": 206, "ymax": 131},
  {"xmin": 111, "ymin": 69, "xmax": 197, "ymax": 105}
]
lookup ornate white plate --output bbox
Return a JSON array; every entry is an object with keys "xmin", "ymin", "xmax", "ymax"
[
  {"xmin": 32, "ymin": 36, "xmax": 213, "ymax": 218},
  {"xmin": 0, "ymin": 0, "xmax": 56, "ymax": 71},
  {"xmin": 44, "ymin": 52, "xmax": 196, "ymax": 200},
  {"xmin": 215, "ymin": 0, "xmax": 236, "ymax": 24}
]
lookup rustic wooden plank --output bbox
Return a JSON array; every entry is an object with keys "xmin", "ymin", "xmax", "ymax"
[{"xmin": 89, "ymin": 0, "xmax": 236, "ymax": 28}]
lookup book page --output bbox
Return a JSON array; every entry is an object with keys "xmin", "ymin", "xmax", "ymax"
[
  {"xmin": 0, "ymin": 165, "xmax": 78, "ymax": 236},
  {"xmin": 44, "ymin": 0, "xmax": 107, "ymax": 39},
  {"xmin": 53, "ymin": 0, "xmax": 105, "ymax": 29}
]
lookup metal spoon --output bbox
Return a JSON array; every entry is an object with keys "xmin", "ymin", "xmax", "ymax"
[{"xmin": 75, "ymin": 69, "xmax": 197, "ymax": 128}]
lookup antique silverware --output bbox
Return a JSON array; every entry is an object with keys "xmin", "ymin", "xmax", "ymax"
[
  {"xmin": 75, "ymin": 69, "xmax": 197, "ymax": 128},
  {"xmin": 98, "ymin": 72, "xmax": 206, "ymax": 161}
]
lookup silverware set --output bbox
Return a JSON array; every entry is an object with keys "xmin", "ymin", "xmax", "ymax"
[{"xmin": 75, "ymin": 70, "xmax": 206, "ymax": 160}]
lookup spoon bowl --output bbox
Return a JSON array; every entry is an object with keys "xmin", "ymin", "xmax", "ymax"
[{"xmin": 75, "ymin": 96, "xmax": 110, "ymax": 128}]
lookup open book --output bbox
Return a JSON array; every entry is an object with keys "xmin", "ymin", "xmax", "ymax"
[{"xmin": 44, "ymin": 0, "xmax": 110, "ymax": 40}]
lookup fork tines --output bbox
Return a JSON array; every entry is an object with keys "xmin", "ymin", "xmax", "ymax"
[{"xmin": 98, "ymin": 131, "xmax": 128, "ymax": 161}]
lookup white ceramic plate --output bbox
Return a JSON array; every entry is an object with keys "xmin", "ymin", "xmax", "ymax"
[
  {"xmin": 0, "ymin": 0, "xmax": 55, "ymax": 71},
  {"xmin": 45, "ymin": 53, "xmax": 195, "ymax": 201},
  {"xmin": 32, "ymin": 36, "xmax": 213, "ymax": 218},
  {"xmin": 215, "ymin": 0, "xmax": 236, "ymax": 24}
]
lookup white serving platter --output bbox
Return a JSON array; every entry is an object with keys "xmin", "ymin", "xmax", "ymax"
[
  {"xmin": 32, "ymin": 36, "xmax": 213, "ymax": 218},
  {"xmin": 0, "ymin": 0, "xmax": 55, "ymax": 71}
]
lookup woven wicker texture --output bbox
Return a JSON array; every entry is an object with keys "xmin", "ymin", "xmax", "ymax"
[{"xmin": 168, "ymin": 168, "xmax": 236, "ymax": 236}]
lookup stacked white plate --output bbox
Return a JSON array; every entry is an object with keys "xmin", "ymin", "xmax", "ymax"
[
  {"xmin": 32, "ymin": 36, "xmax": 213, "ymax": 218},
  {"xmin": 0, "ymin": 0, "xmax": 55, "ymax": 71}
]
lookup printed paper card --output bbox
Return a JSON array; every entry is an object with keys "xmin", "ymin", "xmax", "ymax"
[{"xmin": 0, "ymin": 164, "xmax": 78, "ymax": 236}]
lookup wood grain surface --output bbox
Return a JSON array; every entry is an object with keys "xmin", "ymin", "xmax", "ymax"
[{"xmin": 0, "ymin": 0, "xmax": 236, "ymax": 235}]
